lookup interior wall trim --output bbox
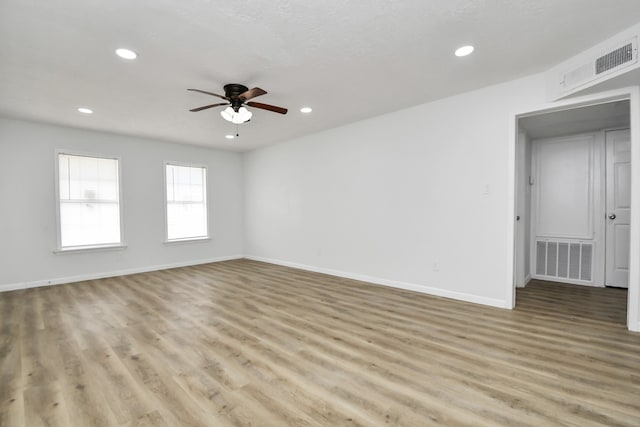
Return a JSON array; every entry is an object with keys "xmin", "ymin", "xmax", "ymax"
[
  {"xmin": 0, "ymin": 255, "xmax": 244, "ymax": 292},
  {"xmin": 245, "ymin": 255, "xmax": 509, "ymax": 309}
]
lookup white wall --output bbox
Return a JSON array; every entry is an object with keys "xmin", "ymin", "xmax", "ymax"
[
  {"xmin": 244, "ymin": 73, "xmax": 548, "ymax": 308},
  {"xmin": 0, "ymin": 118, "xmax": 244, "ymax": 290}
]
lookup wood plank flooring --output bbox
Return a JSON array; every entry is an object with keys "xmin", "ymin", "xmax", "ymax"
[{"xmin": 1, "ymin": 259, "xmax": 639, "ymax": 426}]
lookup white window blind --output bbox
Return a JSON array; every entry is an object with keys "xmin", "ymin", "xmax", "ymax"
[
  {"xmin": 165, "ymin": 164, "xmax": 208, "ymax": 241},
  {"xmin": 57, "ymin": 153, "xmax": 122, "ymax": 249}
]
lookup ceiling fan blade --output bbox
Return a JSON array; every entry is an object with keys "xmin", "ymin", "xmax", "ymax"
[
  {"xmin": 239, "ymin": 87, "xmax": 267, "ymax": 101},
  {"xmin": 246, "ymin": 101, "xmax": 288, "ymax": 115},
  {"xmin": 187, "ymin": 88, "xmax": 229, "ymax": 101},
  {"xmin": 190, "ymin": 102, "xmax": 229, "ymax": 112}
]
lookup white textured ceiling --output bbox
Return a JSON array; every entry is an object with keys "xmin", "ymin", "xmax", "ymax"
[{"xmin": 1, "ymin": 1, "xmax": 640, "ymax": 151}]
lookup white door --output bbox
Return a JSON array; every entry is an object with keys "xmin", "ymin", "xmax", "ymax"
[{"xmin": 605, "ymin": 129, "xmax": 631, "ymax": 288}]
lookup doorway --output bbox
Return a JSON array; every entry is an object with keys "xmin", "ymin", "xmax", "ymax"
[
  {"xmin": 508, "ymin": 87, "xmax": 640, "ymax": 331},
  {"xmin": 522, "ymin": 123, "xmax": 629, "ymax": 289}
]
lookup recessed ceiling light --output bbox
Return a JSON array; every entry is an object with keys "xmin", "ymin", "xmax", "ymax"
[
  {"xmin": 454, "ymin": 45, "xmax": 474, "ymax": 57},
  {"xmin": 300, "ymin": 107, "xmax": 313, "ymax": 113},
  {"xmin": 225, "ymin": 134, "xmax": 235, "ymax": 139},
  {"xmin": 115, "ymin": 48, "xmax": 137, "ymax": 60},
  {"xmin": 77, "ymin": 107, "xmax": 93, "ymax": 114}
]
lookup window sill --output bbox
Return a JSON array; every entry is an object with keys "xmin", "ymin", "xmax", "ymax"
[
  {"xmin": 163, "ymin": 236, "xmax": 211, "ymax": 245},
  {"xmin": 54, "ymin": 244, "xmax": 128, "ymax": 255}
]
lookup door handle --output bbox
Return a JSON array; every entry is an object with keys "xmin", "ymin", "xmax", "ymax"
[{"xmin": 608, "ymin": 213, "xmax": 617, "ymax": 220}]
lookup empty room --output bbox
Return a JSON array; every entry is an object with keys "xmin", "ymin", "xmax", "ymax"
[{"xmin": 2, "ymin": 1, "xmax": 640, "ymax": 426}]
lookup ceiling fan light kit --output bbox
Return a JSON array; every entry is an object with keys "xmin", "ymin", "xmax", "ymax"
[
  {"xmin": 221, "ymin": 106, "xmax": 252, "ymax": 124},
  {"xmin": 188, "ymin": 83, "xmax": 287, "ymax": 127}
]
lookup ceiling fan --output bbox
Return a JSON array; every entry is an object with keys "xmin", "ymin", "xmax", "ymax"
[{"xmin": 188, "ymin": 83, "xmax": 288, "ymax": 124}]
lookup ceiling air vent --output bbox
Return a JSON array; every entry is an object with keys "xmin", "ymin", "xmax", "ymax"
[
  {"xmin": 595, "ymin": 43, "xmax": 634, "ymax": 75},
  {"xmin": 559, "ymin": 37, "xmax": 637, "ymax": 95}
]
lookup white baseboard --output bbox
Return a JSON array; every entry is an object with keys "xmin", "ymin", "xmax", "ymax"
[
  {"xmin": 516, "ymin": 274, "xmax": 532, "ymax": 288},
  {"xmin": 530, "ymin": 274, "xmax": 603, "ymax": 287},
  {"xmin": 0, "ymin": 255, "xmax": 244, "ymax": 292},
  {"xmin": 630, "ymin": 321, "xmax": 640, "ymax": 333},
  {"xmin": 245, "ymin": 255, "xmax": 509, "ymax": 309},
  {"xmin": 2, "ymin": 254, "xmax": 510, "ymax": 310}
]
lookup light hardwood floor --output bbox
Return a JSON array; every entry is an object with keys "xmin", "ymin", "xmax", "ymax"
[{"xmin": 1, "ymin": 259, "xmax": 639, "ymax": 426}]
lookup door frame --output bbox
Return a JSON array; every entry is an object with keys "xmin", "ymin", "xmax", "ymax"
[
  {"xmin": 507, "ymin": 86, "xmax": 640, "ymax": 332},
  {"xmin": 604, "ymin": 129, "xmax": 632, "ymax": 288}
]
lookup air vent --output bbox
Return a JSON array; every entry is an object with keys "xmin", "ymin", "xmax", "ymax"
[
  {"xmin": 535, "ymin": 240, "xmax": 593, "ymax": 282},
  {"xmin": 596, "ymin": 43, "xmax": 634, "ymax": 74},
  {"xmin": 559, "ymin": 37, "xmax": 637, "ymax": 95}
]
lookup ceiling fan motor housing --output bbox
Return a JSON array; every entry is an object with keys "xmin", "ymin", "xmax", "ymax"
[{"xmin": 224, "ymin": 84, "xmax": 249, "ymax": 111}]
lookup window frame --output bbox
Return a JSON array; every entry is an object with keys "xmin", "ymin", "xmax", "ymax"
[
  {"xmin": 54, "ymin": 149, "xmax": 126, "ymax": 253},
  {"xmin": 163, "ymin": 161, "xmax": 210, "ymax": 243}
]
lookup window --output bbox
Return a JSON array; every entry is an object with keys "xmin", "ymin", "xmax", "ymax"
[
  {"xmin": 56, "ymin": 152, "xmax": 122, "ymax": 250},
  {"xmin": 165, "ymin": 163, "xmax": 208, "ymax": 241}
]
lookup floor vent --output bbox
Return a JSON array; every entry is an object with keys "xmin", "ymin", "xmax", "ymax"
[{"xmin": 535, "ymin": 240, "xmax": 592, "ymax": 282}]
